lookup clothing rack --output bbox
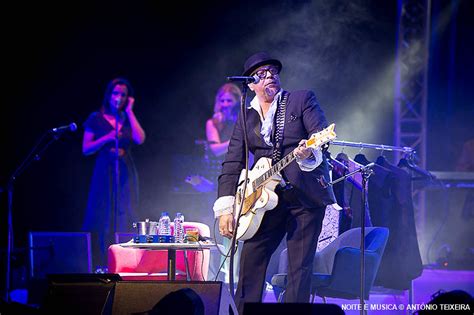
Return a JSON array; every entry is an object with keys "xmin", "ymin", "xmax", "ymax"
[
  {"xmin": 331, "ymin": 140, "xmax": 414, "ymax": 154},
  {"xmin": 330, "ymin": 139, "xmax": 419, "ymax": 313}
]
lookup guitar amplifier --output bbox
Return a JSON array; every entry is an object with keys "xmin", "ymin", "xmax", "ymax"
[{"xmin": 29, "ymin": 232, "xmax": 92, "ymax": 278}]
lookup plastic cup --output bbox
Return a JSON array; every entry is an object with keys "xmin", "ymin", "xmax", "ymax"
[{"xmin": 185, "ymin": 228, "xmax": 200, "ymax": 243}]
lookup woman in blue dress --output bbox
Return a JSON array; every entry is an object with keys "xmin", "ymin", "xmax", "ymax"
[{"xmin": 82, "ymin": 77, "xmax": 146, "ymax": 268}]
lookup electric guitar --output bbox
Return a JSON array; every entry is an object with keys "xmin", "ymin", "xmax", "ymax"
[{"xmin": 234, "ymin": 123, "xmax": 337, "ymax": 241}]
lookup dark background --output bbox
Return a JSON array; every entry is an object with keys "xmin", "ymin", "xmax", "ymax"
[{"xmin": 1, "ymin": 0, "xmax": 473, "ymax": 292}]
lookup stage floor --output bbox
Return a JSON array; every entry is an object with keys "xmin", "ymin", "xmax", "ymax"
[
  {"xmin": 262, "ymin": 268, "xmax": 474, "ymax": 314},
  {"xmin": 9, "ymin": 267, "xmax": 473, "ymax": 314}
]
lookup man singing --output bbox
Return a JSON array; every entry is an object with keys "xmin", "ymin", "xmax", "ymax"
[{"xmin": 213, "ymin": 52, "xmax": 338, "ymax": 314}]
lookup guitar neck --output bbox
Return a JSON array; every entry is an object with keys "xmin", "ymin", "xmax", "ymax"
[
  {"xmin": 251, "ymin": 123, "xmax": 336, "ymax": 190},
  {"xmin": 254, "ymin": 151, "xmax": 297, "ymax": 188}
]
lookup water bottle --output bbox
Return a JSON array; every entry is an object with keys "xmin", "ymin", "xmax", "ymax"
[
  {"xmin": 173, "ymin": 212, "xmax": 185, "ymax": 243},
  {"xmin": 158, "ymin": 211, "xmax": 171, "ymax": 236}
]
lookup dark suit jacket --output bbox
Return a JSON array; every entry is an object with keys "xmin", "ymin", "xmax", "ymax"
[{"xmin": 217, "ymin": 90, "xmax": 336, "ymax": 209}]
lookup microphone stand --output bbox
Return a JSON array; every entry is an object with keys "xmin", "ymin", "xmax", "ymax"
[
  {"xmin": 228, "ymin": 82, "xmax": 250, "ymax": 298},
  {"xmin": 4, "ymin": 131, "xmax": 64, "ymax": 302},
  {"xmin": 329, "ymin": 162, "xmax": 374, "ymax": 315}
]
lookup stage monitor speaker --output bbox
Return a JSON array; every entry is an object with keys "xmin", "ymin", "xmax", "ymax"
[
  {"xmin": 109, "ymin": 281, "xmax": 237, "ymax": 315},
  {"xmin": 243, "ymin": 302, "xmax": 345, "ymax": 315},
  {"xmin": 41, "ymin": 273, "xmax": 121, "ymax": 315},
  {"xmin": 29, "ymin": 231, "xmax": 92, "ymax": 278}
]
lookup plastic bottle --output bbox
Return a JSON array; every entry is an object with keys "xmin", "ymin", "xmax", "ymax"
[
  {"xmin": 158, "ymin": 211, "xmax": 171, "ymax": 236},
  {"xmin": 173, "ymin": 212, "xmax": 185, "ymax": 243}
]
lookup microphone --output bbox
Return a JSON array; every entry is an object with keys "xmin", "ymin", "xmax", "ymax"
[
  {"xmin": 51, "ymin": 123, "xmax": 78, "ymax": 134},
  {"xmin": 227, "ymin": 75, "xmax": 260, "ymax": 84}
]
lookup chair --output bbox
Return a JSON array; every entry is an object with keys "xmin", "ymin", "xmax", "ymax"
[
  {"xmin": 108, "ymin": 221, "xmax": 211, "ymax": 281},
  {"xmin": 271, "ymin": 227, "xmax": 389, "ymax": 302}
]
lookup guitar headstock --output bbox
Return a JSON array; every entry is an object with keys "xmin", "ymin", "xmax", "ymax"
[{"xmin": 306, "ymin": 123, "xmax": 337, "ymax": 149}]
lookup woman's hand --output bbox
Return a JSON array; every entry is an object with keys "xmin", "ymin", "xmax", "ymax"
[
  {"xmin": 104, "ymin": 130, "xmax": 122, "ymax": 142},
  {"xmin": 212, "ymin": 111, "xmax": 224, "ymax": 126},
  {"xmin": 83, "ymin": 129, "xmax": 122, "ymax": 156},
  {"xmin": 125, "ymin": 96, "xmax": 135, "ymax": 114}
]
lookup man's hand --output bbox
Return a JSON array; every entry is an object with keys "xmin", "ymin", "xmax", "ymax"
[
  {"xmin": 294, "ymin": 139, "xmax": 312, "ymax": 160},
  {"xmin": 218, "ymin": 213, "xmax": 235, "ymax": 239}
]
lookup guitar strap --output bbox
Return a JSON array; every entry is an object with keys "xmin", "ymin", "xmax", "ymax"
[{"xmin": 272, "ymin": 90, "xmax": 289, "ymax": 164}]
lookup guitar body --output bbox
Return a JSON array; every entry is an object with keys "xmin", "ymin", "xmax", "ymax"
[
  {"xmin": 234, "ymin": 157, "xmax": 281, "ymax": 241},
  {"xmin": 232, "ymin": 123, "xmax": 337, "ymax": 241}
]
